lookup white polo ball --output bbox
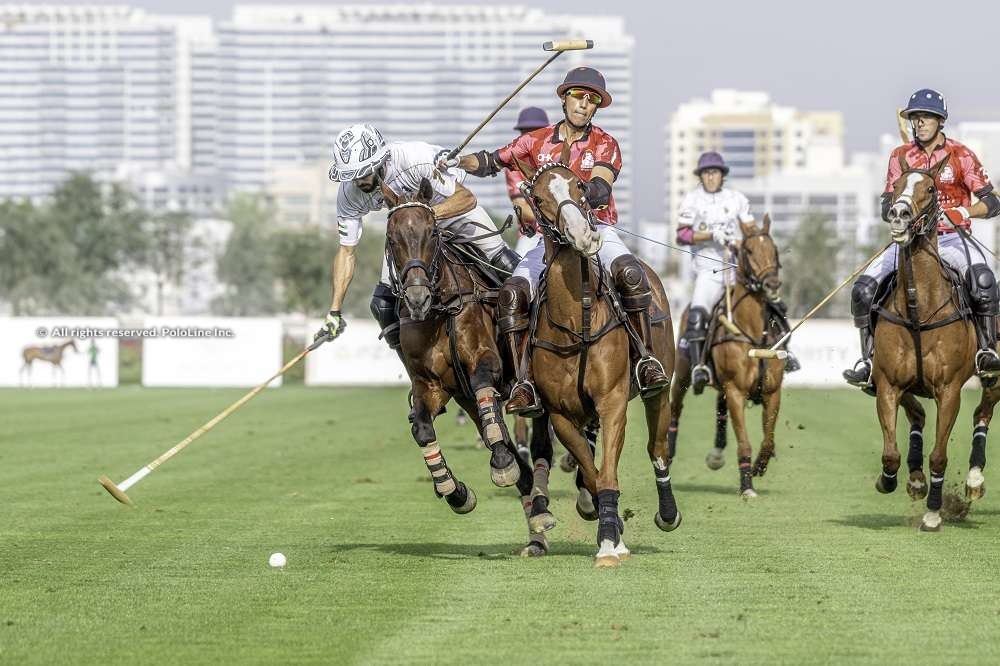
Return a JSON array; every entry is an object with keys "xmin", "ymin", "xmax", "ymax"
[{"xmin": 268, "ymin": 552, "xmax": 287, "ymax": 568}]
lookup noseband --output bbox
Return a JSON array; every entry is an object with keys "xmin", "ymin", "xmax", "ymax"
[
  {"xmin": 738, "ymin": 231, "xmax": 780, "ymax": 293},
  {"xmin": 386, "ymin": 201, "xmax": 440, "ymax": 293},
  {"xmin": 893, "ymin": 169, "xmax": 941, "ymax": 239},
  {"xmin": 520, "ymin": 162, "xmax": 594, "ymax": 245}
]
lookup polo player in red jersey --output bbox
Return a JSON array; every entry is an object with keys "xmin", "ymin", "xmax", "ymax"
[
  {"xmin": 843, "ymin": 88, "xmax": 1000, "ymax": 391},
  {"xmin": 444, "ymin": 66, "xmax": 669, "ymax": 416}
]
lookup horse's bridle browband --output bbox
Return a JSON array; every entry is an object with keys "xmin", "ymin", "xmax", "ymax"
[
  {"xmin": 520, "ymin": 161, "xmax": 594, "ymax": 245},
  {"xmin": 737, "ymin": 230, "xmax": 780, "ymax": 294}
]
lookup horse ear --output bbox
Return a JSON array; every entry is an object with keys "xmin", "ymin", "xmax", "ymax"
[
  {"xmin": 512, "ymin": 155, "xmax": 537, "ymax": 182},
  {"xmin": 380, "ymin": 182, "xmax": 399, "ymax": 208},
  {"xmin": 417, "ymin": 177, "xmax": 434, "ymax": 204},
  {"xmin": 740, "ymin": 220, "xmax": 754, "ymax": 237},
  {"xmin": 762, "ymin": 213, "xmax": 771, "ymax": 234},
  {"xmin": 897, "ymin": 152, "xmax": 911, "ymax": 173}
]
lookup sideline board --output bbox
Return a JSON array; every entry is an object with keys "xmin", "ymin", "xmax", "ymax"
[
  {"xmin": 0, "ymin": 317, "xmax": 119, "ymax": 387},
  {"xmin": 306, "ymin": 321, "xmax": 408, "ymax": 386},
  {"xmin": 142, "ymin": 317, "xmax": 283, "ymax": 387}
]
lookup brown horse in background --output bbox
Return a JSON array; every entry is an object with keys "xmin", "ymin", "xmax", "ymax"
[
  {"xmin": 381, "ymin": 178, "xmax": 543, "ymax": 552},
  {"xmin": 871, "ymin": 155, "xmax": 977, "ymax": 531},
  {"xmin": 671, "ymin": 216, "xmax": 785, "ymax": 498},
  {"xmin": 21, "ymin": 339, "xmax": 78, "ymax": 386},
  {"xmin": 514, "ymin": 160, "xmax": 680, "ymax": 567}
]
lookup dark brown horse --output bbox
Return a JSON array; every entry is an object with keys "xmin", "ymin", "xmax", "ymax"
[
  {"xmin": 670, "ymin": 216, "xmax": 785, "ymax": 498},
  {"xmin": 871, "ymin": 155, "xmax": 977, "ymax": 531},
  {"xmin": 512, "ymin": 161, "xmax": 680, "ymax": 567},
  {"xmin": 21, "ymin": 339, "xmax": 78, "ymax": 386},
  {"xmin": 382, "ymin": 178, "xmax": 543, "ymax": 551}
]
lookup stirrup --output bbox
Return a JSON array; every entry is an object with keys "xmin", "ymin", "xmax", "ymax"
[
  {"xmin": 843, "ymin": 359, "xmax": 872, "ymax": 387},
  {"xmin": 975, "ymin": 349, "xmax": 1000, "ymax": 379},
  {"xmin": 506, "ymin": 380, "xmax": 544, "ymax": 417},
  {"xmin": 784, "ymin": 351, "xmax": 801, "ymax": 373},
  {"xmin": 635, "ymin": 356, "xmax": 668, "ymax": 393}
]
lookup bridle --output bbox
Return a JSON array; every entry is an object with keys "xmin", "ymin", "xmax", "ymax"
[
  {"xmin": 385, "ymin": 201, "xmax": 441, "ymax": 296},
  {"xmin": 892, "ymin": 168, "xmax": 941, "ymax": 242},
  {"xmin": 737, "ymin": 229, "xmax": 780, "ymax": 294},
  {"xmin": 519, "ymin": 161, "xmax": 595, "ymax": 246}
]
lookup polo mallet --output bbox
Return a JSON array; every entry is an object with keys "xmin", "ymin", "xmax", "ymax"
[
  {"xmin": 445, "ymin": 39, "xmax": 594, "ymax": 160},
  {"xmin": 748, "ymin": 243, "xmax": 892, "ymax": 360},
  {"xmin": 99, "ymin": 332, "xmax": 333, "ymax": 506},
  {"xmin": 719, "ymin": 244, "xmax": 742, "ymax": 335}
]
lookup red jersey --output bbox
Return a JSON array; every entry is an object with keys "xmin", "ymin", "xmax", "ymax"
[
  {"xmin": 885, "ymin": 137, "xmax": 994, "ymax": 233},
  {"xmin": 495, "ymin": 121, "xmax": 622, "ymax": 225}
]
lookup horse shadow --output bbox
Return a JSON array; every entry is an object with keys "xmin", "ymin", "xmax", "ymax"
[
  {"xmin": 827, "ymin": 513, "xmax": 982, "ymax": 531},
  {"xmin": 673, "ymin": 481, "xmax": 776, "ymax": 497},
  {"xmin": 331, "ymin": 540, "xmax": 668, "ymax": 560}
]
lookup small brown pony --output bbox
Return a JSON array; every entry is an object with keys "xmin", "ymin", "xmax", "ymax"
[
  {"xmin": 21, "ymin": 339, "xmax": 78, "ymax": 386},
  {"xmin": 382, "ymin": 178, "xmax": 542, "ymax": 551},
  {"xmin": 512, "ymin": 160, "xmax": 680, "ymax": 567},
  {"xmin": 871, "ymin": 155, "xmax": 977, "ymax": 531},
  {"xmin": 671, "ymin": 216, "xmax": 785, "ymax": 498}
]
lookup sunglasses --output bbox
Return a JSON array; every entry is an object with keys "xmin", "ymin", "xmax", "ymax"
[{"xmin": 564, "ymin": 88, "xmax": 602, "ymax": 106}]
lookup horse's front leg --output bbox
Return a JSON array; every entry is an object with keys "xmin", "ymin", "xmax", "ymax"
[
  {"xmin": 967, "ymin": 387, "xmax": 998, "ymax": 500},
  {"xmin": 705, "ymin": 391, "xmax": 728, "ymax": 470},
  {"xmin": 900, "ymin": 392, "xmax": 927, "ymax": 500},
  {"xmin": 922, "ymin": 384, "xmax": 962, "ymax": 532},
  {"xmin": 411, "ymin": 380, "xmax": 476, "ymax": 514},
  {"xmin": 594, "ymin": 395, "xmax": 629, "ymax": 567},
  {"xmin": 723, "ymin": 381, "xmax": 755, "ymax": 498},
  {"xmin": 467, "ymin": 360, "xmax": 521, "ymax": 488},
  {"xmin": 753, "ymin": 388, "xmax": 780, "ymax": 477},
  {"xmin": 645, "ymin": 385, "xmax": 681, "ymax": 532},
  {"xmin": 874, "ymin": 383, "xmax": 902, "ymax": 495},
  {"xmin": 668, "ymin": 339, "xmax": 692, "ymax": 459}
]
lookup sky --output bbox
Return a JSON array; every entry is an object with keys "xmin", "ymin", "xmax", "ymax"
[{"xmin": 58, "ymin": 0, "xmax": 1000, "ymax": 220}]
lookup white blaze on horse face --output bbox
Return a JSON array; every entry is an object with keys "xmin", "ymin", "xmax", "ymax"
[
  {"xmin": 547, "ymin": 173, "xmax": 601, "ymax": 256},
  {"xmin": 888, "ymin": 172, "xmax": 925, "ymax": 243}
]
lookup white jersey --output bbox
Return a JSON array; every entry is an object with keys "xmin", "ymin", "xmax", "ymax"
[
  {"xmin": 336, "ymin": 141, "xmax": 467, "ymax": 246},
  {"xmin": 677, "ymin": 185, "xmax": 753, "ymax": 270}
]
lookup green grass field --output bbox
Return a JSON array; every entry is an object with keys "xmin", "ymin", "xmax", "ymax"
[{"xmin": 3, "ymin": 386, "xmax": 1000, "ymax": 665}]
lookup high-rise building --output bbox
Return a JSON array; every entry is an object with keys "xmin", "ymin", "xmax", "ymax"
[
  {"xmin": 0, "ymin": 5, "xmax": 211, "ymax": 199},
  {"xmin": 197, "ymin": 5, "xmax": 634, "ymax": 223}
]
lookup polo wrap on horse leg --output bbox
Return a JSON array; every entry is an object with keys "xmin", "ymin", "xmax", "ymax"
[
  {"xmin": 370, "ymin": 283, "xmax": 401, "ymax": 351},
  {"xmin": 475, "ymin": 387, "xmax": 507, "ymax": 448},
  {"xmin": 419, "ymin": 441, "xmax": 457, "ymax": 496},
  {"xmin": 596, "ymin": 489, "xmax": 623, "ymax": 546}
]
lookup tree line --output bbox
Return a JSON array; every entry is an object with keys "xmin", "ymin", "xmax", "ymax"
[{"xmin": 0, "ymin": 173, "xmax": 385, "ymax": 317}]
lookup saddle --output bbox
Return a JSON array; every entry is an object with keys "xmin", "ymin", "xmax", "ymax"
[
  {"xmin": 870, "ymin": 265, "xmax": 970, "ymax": 332},
  {"xmin": 701, "ymin": 298, "xmax": 787, "ymax": 405}
]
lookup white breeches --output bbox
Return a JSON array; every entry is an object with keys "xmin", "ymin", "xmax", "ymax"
[
  {"xmin": 512, "ymin": 225, "xmax": 632, "ymax": 298},
  {"xmin": 863, "ymin": 232, "xmax": 989, "ymax": 282}
]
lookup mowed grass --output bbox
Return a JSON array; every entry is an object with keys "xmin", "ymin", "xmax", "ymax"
[{"xmin": 2, "ymin": 386, "xmax": 1000, "ymax": 665}]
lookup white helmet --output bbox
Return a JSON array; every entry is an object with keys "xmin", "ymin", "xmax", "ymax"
[{"xmin": 328, "ymin": 123, "xmax": 389, "ymax": 182}]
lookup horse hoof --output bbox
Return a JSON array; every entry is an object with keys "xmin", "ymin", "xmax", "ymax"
[
  {"xmin": 520, "ymin": 539, "xmax": 548, "ymax": 557},
  {"xmin": 614, "ymin": 540, "xmax": 631, "ymax": 561},
  {"xmin": 489, "ymin": 447, "xmax": 520, "ymax": 487},
  {"xmin": 907, "ymin": 479, "xmax": 928, "ymax": 501},
  {"xmin": 528, "ymin": 511, "xmax": 557, "ymax": 534},
  {"xmin": 740, "ymin": 488, "xmax": 758, "ymax": 500},
  {"xmin": 919, "ymin": 511, "xmax": 943, "ymax": 532},
  {"xmin": 446, "ymin": 483, "xmax": 477, "ymax": 515},
  {"xmin": 559, "ymin": 452, "xmax": 578, "ymax": 473},
  {"xmin": 875, "ymin": 474, "xmax": 897, "ymax": 494},
  {"xmin": 654, "ymin": 510, "xmax": 682, "ymax": 532},
  {"xmin": 966, "ymin": 468, "xmax": 986, "ymax": 500},
  {"xmin": 594, "ymin": 539, "xmax": 621, "ymax": 568},
  {"xmin": 705, "ymin": 448, "xmax": 725, "ymax": 470}
]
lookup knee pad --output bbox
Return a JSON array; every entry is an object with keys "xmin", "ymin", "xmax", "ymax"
[
  {"xmin": 369, "ymin": 283, "xmax": 401, "ymax": 349},
  {"xmin": 967, "ymin": 265, "xmax": 999, "ymax": 316},
  {"xmin": 611, "ymin": 255, "xmax": 651, "ymax": 311},
  {"xmin": 685, "ymin": 307, "xmax": 709, "ymax": 340},
  {"xmin": 490, "ymin": 247, "xmax": 521, "ymax": 276},
  {"xmin": 499, "ymin": 277, "xmax": 531, "ymax": 333},
  {"xmin": 851, "ymin": 275, "xmax": 879, "ymax": 328}
]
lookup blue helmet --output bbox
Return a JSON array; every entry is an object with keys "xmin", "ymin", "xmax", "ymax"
[{"xmin": 900, "ymin": 89, "xmax": 948, "ymax": 121}]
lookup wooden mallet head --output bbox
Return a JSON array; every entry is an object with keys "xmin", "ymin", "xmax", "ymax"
[
  {"xmin": 99, "ymin": 475, "xmax": 134, "ymax": 506},
  {"xmin": 543, "ymin": 40, "xmax": 594, "ymax": 52}
]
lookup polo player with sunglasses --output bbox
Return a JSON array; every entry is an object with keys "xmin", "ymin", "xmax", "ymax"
[
  {"xmin": 444, "ymin": 66, "xmax": 670, "ymax": 416},
  {"xmin": 843, "ymin": 89, "xmax": 1000, "ymax": 390},
  {"xmin": 315, "ymin": 123, "xmax": 520, "ymax": 351}
]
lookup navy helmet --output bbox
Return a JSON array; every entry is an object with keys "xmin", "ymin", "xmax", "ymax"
[{"xmin": 900, "ymin": 89, "xmax": 948, "ymax": 121}]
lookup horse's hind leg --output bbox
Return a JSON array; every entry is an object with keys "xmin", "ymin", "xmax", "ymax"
[
  {"xmin": 753, "ymin": 388, "xmax": 780, "ymax": 477},
  {"xmin": 921, "ymin": 384, "xmax": 962, "ymax": 531},
  {"xmin": 706, "ymin": 391, "xmax": 728, "ymax": 470},
  {"xmin": 411, "ymin": 382, "xmax": 476, "ymax": 514},
  {"xmin": 523, "ymin": 412, "xmax": 556, "ymax": 538},
  {"xmin": 967, "ymin": 388, "xmax": 997, "ymax": 500},
  {"xmin": 875, "ymin": 383, "xmax": 902, "ymax": 495},
  {"xmin": 514, "ymin": 416, "xmax": 531, "ymax": 462},
  {"xmin": 549, "ymin": 412, "xmax": 600, "ymax": 523},
  {"xmin": 723, "ymin": 383, "xmax": 755, "ymax": 498},
  {"xmin": 573, "ymin": 427, "xmax": 598, "ymax": 519},
  {"xmin": 469, "ymin": 381, "xmax": 521, "ymax": 488},
  {"xmin": 901, "ymin": 393, "xmax": 928, "ymax": 500},
  {"xmin": 645, "ymin": 390, "xmax": 681, "ymax": 532},
  {"xmin": 669, "ymin": 344, "xmax": 691, "ymax": 459}
]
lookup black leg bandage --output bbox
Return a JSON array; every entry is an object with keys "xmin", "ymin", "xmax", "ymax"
[
  {"xmin": 971, "ymin": 424, "xmax": 988, "ymax": 470},
  {"xmin": 928, "ymin": 473, "xmax": 945, "ymax": 512},
  {"xmin": 596, "ymin": 489, "xmax": 623, "ymax": 546},
  {"xmin": 907, "ymin": 427, "xmax": 924, "ymax": 473}
]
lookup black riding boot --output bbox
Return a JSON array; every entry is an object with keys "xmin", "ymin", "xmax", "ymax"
[
  {"xmin": 370, "ymin": 283, "xmax": 402, "ymax": 359},
  {"xmin": 967, "ymin": 265, "xmax": 1000, "ymax": 381},
  {"xmin": 499, "ymin": 277, "xmax": 543, "ymax": 417},
  {"xmin": 768, "ymin": 299, "xmax": 801, "ymax": 372},
  {"xmin": 684, "ymin": 306, "xmax": 711, "ymax": 394},
  {"xmin": 843, "ymin": 275, "xmax": 878, "ymax": 393},
  {"xmin": 611, "ymin": 256, "xmax": 669, "ymax": 398}
]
